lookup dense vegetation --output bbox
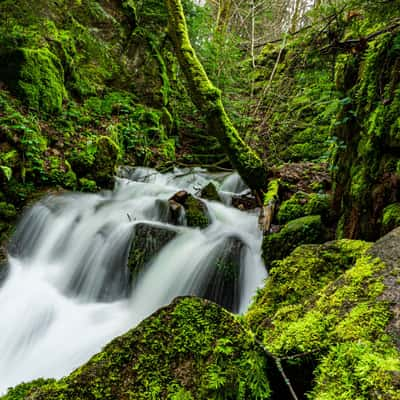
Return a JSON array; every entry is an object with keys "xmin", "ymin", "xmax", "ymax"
[{"xmin": 1, "ymin": 0, "xmax": 400, "ymax": 398}]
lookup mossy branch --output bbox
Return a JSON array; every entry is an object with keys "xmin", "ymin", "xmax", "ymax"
[{"xmin": 165, "ymin": 0, "xmax": 269, "ymax": 191}]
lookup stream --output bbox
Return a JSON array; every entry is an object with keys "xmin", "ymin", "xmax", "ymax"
[{"xmin": 0, "ymin": 167, "xmax": 267, "ymax": 393}]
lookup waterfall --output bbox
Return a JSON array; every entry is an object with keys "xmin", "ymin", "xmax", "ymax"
[{"xmin": 0, "ymin": 168, "xmax": 267, "ymax": 393}]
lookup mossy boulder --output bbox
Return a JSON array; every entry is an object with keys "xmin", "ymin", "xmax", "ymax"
[
  {"xmin": 262, "ymin": 215, "xmax": 328, "ymax": 269},
  {"xmin": 277, "ymin": 192, "xmax": 331, "ymax": 224},
  {"xmin": 0, "ymin": 48, "xmax": 66, "ymax": 114},
  {"xmin": 169, "ymin": 191, "xmax": 210, "ymax": 229},
  {"xmin": 200, "ymin": 182, "xmax": 221, "ymax": 202},
  {"xmin": 5, "ymin": 297, "xmax": 271, "ymax": 400},
  {"xmin": 128, "ymin": 222, "xmax": 177, "ymax": 283},
  {"xmin": 246, "ymin": 228, "xmax": 400, "ymax": 399},
  {"xmin": 91, "ymin": 136, "xmax": 120, "ymax": 188}
]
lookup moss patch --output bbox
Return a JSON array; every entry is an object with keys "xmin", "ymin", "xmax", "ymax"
[
  {"xmin": 262, "ymin": 215, "xmax": 327, "ymax": 268},
  {"xmin": 0, "ymin": 48, "xmax": 66, "ymax": 114},
  {"xmin": 5, "ymin": 297, "xmax": 271, "ymax": 400},
  {"xmin": 247, "ymin": 231, "xmax": 400, "ymax": 399}
]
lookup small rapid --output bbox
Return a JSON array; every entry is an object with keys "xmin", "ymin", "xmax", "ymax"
[{"xmin": 0, "ymin": 168, "xmax": 267, "ymax": 393}]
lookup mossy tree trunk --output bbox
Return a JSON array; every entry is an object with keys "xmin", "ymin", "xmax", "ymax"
[{"xmin": 165, "ymin": 0, "xmax": 269, "ymax": 191}]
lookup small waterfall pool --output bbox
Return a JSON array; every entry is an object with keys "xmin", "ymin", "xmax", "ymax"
[{"xmin": 0, "ymin": 167, "xmax": 267, "ymax": 393}]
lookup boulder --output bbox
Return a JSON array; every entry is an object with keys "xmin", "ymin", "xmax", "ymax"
[
  {"xmin": 169, "ymin": 191, "xmax": 210, "ymax": 229},
  {"xmin": 262, "ymin": 215, "xmax": 328, "ymax": 269},
  {"xmin": 202, "ymin": 236, "xmax": 245, "ymax": 313},
  {"xmin": 277, "ymin": 192, "xmax": 331, "ymax": 225},
  {"xmin": 127, "ymin": 223, "xmax": 177, "ymax": 282},
  {"xmin": 200, "ymin": 182, "xmax": 221, "ymax": 202},
  {"xmin": 7, "ymin": 297, "xmax": 271, "ymax": 400},
  {"xmin": 246, "ymin": 229, "xmax": 400, "ymax": 399},
  {"xmin": 0, "ymin": 48, "xmax": 66, "ymax": 114}
]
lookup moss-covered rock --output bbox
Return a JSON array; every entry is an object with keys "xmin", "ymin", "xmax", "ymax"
[
  {"xmin": 128, "ymin": 222, "xmax": 177, "ymax": 283},
  {"xmin": 247, "ymin": 228, "xmax": 400, "ymax": 399},
  {"xmin": 276, "ymin": 192, "xmax": 308, "ymax": 224},
  {"xmin": 200, "ymin": 182, "xmax": 221, "ymax": 202},
  {"xmin": 169, "ymin": 191, "xmax": 210, "ymax": 229},
  {"xmin": 247, "ymin": 240, "xmax": 371, "ymax": 330},
  {"xmin": 0, "ymin": 48, "xmax": 66, "ymax": 114},
  {"xmin": 262, "ymin": 215, "xmax": 328, "ymax": 268},
  {"xmin": 90, "ymin": 136, "xmax": 120, "ymax": 188},
  {"xmin": 277, "ymin": 192, "xmax": 330, "ymax": 225},
  {"xmin": 5, "ymin": 297, "xmax": 271, "ymax": 400}
]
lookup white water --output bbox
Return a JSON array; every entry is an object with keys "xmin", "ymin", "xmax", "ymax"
[{"xmin": 0, "ymin": 167, "xmax": 267, "ymax": 393}]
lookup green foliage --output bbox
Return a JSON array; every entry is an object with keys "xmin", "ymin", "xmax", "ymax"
[
  {"xmin": 309, "ymin": 342, "xmax": 400, "ymax": 400},
  {"xmin": 78, "ymin": 177, "xmax": 98, "ymax": 192},
  {"xmin": 0, "ymin": 378, "xmax": 55, "ymax": 400},
  {"xmin": 247, "ymin": 239, "xmax": 371, "ymax": 330},
  {"xmin": 253, "ymin": 43, "xmax": 338, "ymax": 164},
  {"xmin": 5, "ymin": 298, "xmax": 271, "ymax": 400},
  {"xmin": 247, "ymin": 234, "xmax": 400, "ymax": 399},
  {"xmin": 0, "ymin": 202, "xmax": 17, "ymax": 220},
  {"xmin": 331, "ymin": 26, "xmax": 400, "ymax": 239},
  {"xmin": 381, "ymin": 203, "xmax": 400, "ymax": 235}
]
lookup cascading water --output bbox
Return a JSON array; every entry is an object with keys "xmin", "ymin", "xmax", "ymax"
[{"xmin": 0, "ymin": 168, "xmax": 267, "ymax": 393}]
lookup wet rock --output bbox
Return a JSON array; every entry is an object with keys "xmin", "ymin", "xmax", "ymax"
[
  {"xmin": 127, "ymin": 223, "xmax": 177, "ymax": 282},
  {"xmin": 16, "ymin": 297, "xmax": 271, "ymax": 399},
  {"xmin": 231, "ymin": 191, "xmax": 258, "ymax": 210},
  {"xmin": 202, "ymin": 236, "xmax": 246, "ymax": 313},
  {"xmin": 169, "ymin": 191, "xmax": 210, "ymax": 229},
  {"xmin": 0, "ymin": 246, "xmax": 8, "ymax": 286},
  {"xmin": 200, "ymin": 182, "xmax": 221, "ymax": 202}
]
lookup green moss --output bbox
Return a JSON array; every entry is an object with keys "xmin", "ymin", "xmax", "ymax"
[
  {"xmin": 247, "ymin": 234, "xmax": 400, "ymax": 399},
  {"xmin": 47, "ymin": 157, "xmax": 77, "ymax": 189},
  {"xmin": 247, "ymin": 239, "xmax": 371, "ymax": 333},
  {"xmin": 262, "ymin": 215, "xmax": 327, "ymax": 268},
  {"xmin": 309, "ymin": 342, "xmax": 400, "ymax": 400},
  {"xmin": 277, "ymin": 192, "xmax": 330, "ymax": 225},
  {"xmin": 184, "ymin": 195, "xmax": 210, "ymax": 229},
  {"xmin": 381, "ymin": 203, "xmax": 400, "ymax": 235},
  {"xmin": 0, "ymin": 48, "xmax": 66, "ymax": 114},
  {"xmin": 165, "ymin": 0, "xmax": 268, "ymax": 190},
  {"xmin": 0, "ymin": 378, "xmax": 55, "ymax": 400},
  {"xmin": 200, "ymin": 182, "xmax": 221, "ymax": 202},
  {"xmin": 91, "ymin": 136, "xmax": 120, "ymax": 188},
  {"xmin": 78, "ymin": 177, "xmax": 98, "ymax": 192},
  {"xmin": 0, "ymin": 202, "xmax": 17, "ymax": 220},
  {"xmin": 263, "ymin": 179, "xmax": 280, "ymax": 205},
  {"xmin": 332, "ymin": 31, "xmax": 400, "ymax": 240},
  {"xmin": 277, "ymin": 192, "xmax": 307, "ymax": 224},
  {"xmin": 304, "ymin": 193, "xmax": 330, "ymax": 217},
  {"xmin": 7, "ymin": 298, "xmax": 271, "ymax": 400}
]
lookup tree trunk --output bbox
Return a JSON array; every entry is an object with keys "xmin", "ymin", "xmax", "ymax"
[{"xmin": 165, "ymin": 0, "xmax": 269, "ymax": 191}]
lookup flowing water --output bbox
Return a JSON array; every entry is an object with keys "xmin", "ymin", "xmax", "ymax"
[{"xmin": 0, "ymin": 168, "xmax": 267, "ymax": 393}]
